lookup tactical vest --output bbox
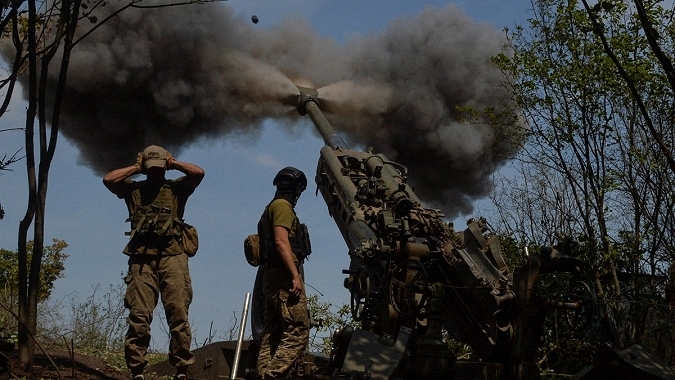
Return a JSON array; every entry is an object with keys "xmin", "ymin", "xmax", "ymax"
[
  {"xmin": 257, "ymin": 200, "xmax": 311, "ymax": 266},
  {"xmin": 126, "ymin": 183, "xmax": 180, "ymax": 240}
]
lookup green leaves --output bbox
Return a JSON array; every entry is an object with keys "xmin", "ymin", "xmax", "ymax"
[
  {"xmin": 491, "ymin": 0, "xmax": 675, "ymax": 366},
  {"xmin": 0, "ymin": 239, "xmax": 68, "ymax": 304}
]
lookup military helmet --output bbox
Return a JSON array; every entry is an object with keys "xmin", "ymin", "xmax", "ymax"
[{"xmin": 273, "ymin": 166, "xmax": 307, "ymax": 193}]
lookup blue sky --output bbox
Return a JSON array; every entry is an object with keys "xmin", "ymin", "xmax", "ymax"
[{"xmin": 0, "ymin": 0, "xmax": 535, "ymax": 349}]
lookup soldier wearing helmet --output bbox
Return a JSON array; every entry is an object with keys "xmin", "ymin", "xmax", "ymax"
[
  {"xmin": 103, "ymin": 145, "xmax": 204, "ymax": 380},
  {"xmin": 256, "ymin": 166, "xmax": 311, "ymax": 379}
]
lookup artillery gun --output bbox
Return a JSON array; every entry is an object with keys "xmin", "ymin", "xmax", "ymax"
[{"xmin": 287, "ymin": 86, "xmax": 592, "ymax": 379}]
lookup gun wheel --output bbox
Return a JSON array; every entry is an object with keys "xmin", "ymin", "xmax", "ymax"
[
  {"xmin": 389, "ymin": 259, "xmax": 428, "ymax": 317},
  {"xmin": 563, "ymin": 280, "xmax": 596, "ymax": 331},
  {"xmin": 349, "ymin": 266, "xmax": 371, "ymax": 321}
]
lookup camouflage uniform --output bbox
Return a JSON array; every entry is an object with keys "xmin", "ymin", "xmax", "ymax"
[
  {"xmin": 124, "ymin": 254, "xmax": 194, "ymax": 372},
  {"xmin": 115, "ymin": 177, "xmax": 198, "ymax": 375},
  {"xmin": 257, "ymin": 199, "xmax": 310, "ymax": 379}
]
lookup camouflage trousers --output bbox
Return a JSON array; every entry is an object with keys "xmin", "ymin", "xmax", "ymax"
[
  {"xmin": 124, "ymin": 254, "xmax": 195, "ymax": 375},
  {"xmin": 257, "ymin": 265, "xmax": 310, "ymax": 379}
]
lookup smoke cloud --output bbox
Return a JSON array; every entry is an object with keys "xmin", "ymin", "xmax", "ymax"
[{"xmin": 13, "ymin": 2, "xmax": 519, "ymax": 216}]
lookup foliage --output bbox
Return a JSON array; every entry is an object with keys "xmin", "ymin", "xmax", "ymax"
[
  {"xmin": 0, "ymin": 239, "xmax": 68, "ymax": 303},
  {"xmin": 61, "ymin": 284, "xmax": 126, "ymax": 351},
  {"xmin": 0, "ymin": 239, "xmax": 68, "ymax": 338},
  {"xmin": 444, "ymin": 333, "xmax": 474, "ymax": 360},
  {"xmin": 34, "ymin": 283, "xmax": 163, "ymax": 375},
  {"xmin": 491, "ymin": 0, "xmax": 675, "ymax": 370},
  {"xmin": 307, "ymin": 294, "xmax": 357, "ymax": 355}
]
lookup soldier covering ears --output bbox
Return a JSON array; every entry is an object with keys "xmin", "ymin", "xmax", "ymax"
[{"xmin": 103, "ymin": 145, "xmax": 204, "ymax": 380}]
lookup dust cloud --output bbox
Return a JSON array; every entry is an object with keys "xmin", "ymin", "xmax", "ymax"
[{"xmin": 10, "ymin": 2, "xmax": 519, "ymax": 215}]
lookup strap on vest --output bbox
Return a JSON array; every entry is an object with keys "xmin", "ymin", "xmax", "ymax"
[
  {"xmin": 127, "ymin": 214, "xmax": 147, "ymax": 240},
  {"xmin": 127, "ymin": 183, "xmax": 177, "ymax": 238},
  {"xmin": 157, "ymin": 207, "xmax": 173, "ymax": 235}
]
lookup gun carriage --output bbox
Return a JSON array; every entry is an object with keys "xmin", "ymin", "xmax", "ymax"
[{"xmin": 287, "ymin": 87, "xmax": 589, "ymax": 379}]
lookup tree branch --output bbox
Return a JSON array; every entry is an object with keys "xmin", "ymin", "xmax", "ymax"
[
  {"xmin": 0, "ymin": 149, "xmax": 24, "ymax": 171},
  {"xmin": 581, "ymin": 0, "xmax": 675, "ymax": 176}
]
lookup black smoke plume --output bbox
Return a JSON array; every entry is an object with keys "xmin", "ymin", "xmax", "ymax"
[{"xmin": 10, "ymin": 2, "xmax": 519, "ymax": 216}]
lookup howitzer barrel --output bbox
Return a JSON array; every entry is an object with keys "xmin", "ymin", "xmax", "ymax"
[
  {"xmin": 297, "ymin": 86, "xmax": 349, "ymax": 150},
  {"xmin": 297, "ymin": 86, "xmax": 420, "ymax": 210}
]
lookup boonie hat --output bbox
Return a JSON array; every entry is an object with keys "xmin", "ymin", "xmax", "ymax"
[{"xmin": 142, "ymin": 145, "xmax": 167, "ymax": 169}]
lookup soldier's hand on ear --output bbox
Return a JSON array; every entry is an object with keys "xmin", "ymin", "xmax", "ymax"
[
  {"xmin": 165, "ymin": 151, "xmax": 176, "ymax": 170},
  {"xmin": 134, "ymin": 152, "xmax": 144, "ymax": 174}
]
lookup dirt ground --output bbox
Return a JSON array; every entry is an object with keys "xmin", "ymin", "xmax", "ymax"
[
  {"xmin": 1, "ymin": 348, "xmax": 331, "ymax": 380},
  {"xmin": 3, "ymin": 348, "xmax": 132, "ymax": 379}
]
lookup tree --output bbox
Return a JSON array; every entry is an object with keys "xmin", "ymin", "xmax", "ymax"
[
  {"xmin": 582, "ymin": 0, "xmax": 675, "ymax": 175},
  {"xmin": 492, "ymin": 0, "xmax": 675, "ymax": 366},
  {"xmin": 306, "ymin": 294, "xmax": 356, "ymax": 355},
  {"xmin": 0, "ymin": 239, "xmax": 68, "ymax": 337}
]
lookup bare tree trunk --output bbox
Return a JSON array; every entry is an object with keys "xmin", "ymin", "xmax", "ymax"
[
  {"xmin": 13, "ymin": 0, "xmax": 74, "ymax": 366},
  {"xmin": 17, "ymin": 0, "xmax": 39, "ymax": 368}
]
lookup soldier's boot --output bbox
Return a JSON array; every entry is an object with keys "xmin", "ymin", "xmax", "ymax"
[{"xmin": 174, "ymin": 365, "xmax": 188, "ymax": 380}]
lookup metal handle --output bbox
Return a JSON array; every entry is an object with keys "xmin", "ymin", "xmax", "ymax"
[{"xmin": 230, "ymin": 292, "xmax": 251, "ymax": 380}]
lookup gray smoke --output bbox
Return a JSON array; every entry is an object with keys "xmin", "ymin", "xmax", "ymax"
[{"xmin": 17, "ymin": 3, "xmax": 519, "ymax": 215}]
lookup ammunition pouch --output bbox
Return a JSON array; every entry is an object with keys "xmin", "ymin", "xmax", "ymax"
[{"xmin": 126, "ymin": 205, "xmax": 177, "ymax": 240}]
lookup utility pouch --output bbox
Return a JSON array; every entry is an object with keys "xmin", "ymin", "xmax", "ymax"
[
  {"xmin": 244, "ymin": 234, "xmax": 261, "ymax": 267},
  {"xmin": 180, "ymin": 222, "xmax": 199, "ymax": 257}
]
